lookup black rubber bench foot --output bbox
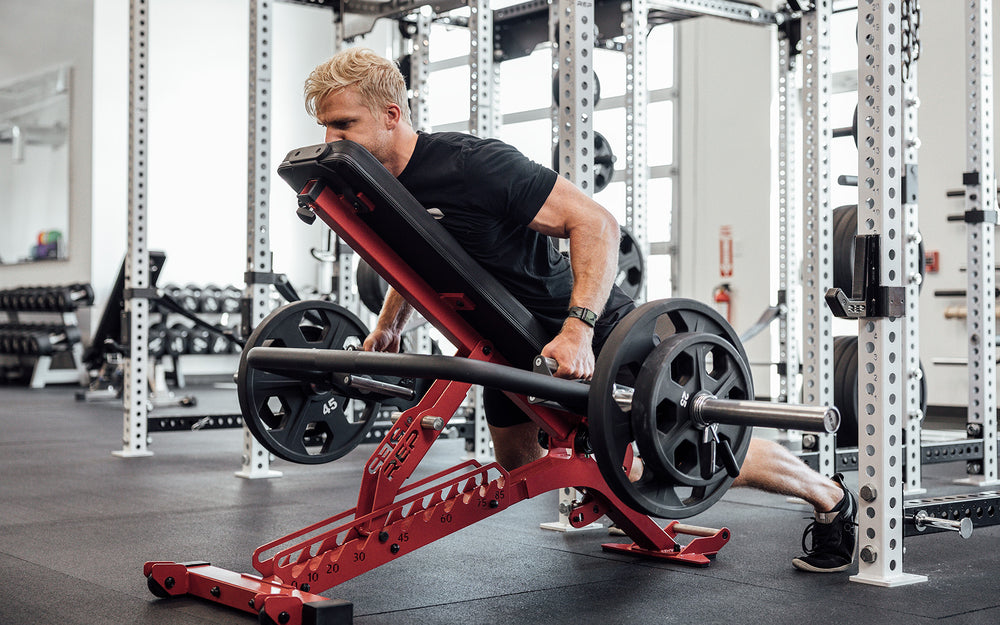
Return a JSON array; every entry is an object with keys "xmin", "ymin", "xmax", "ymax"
[{"xmin": 304, "ymin": 599, "xmax": 353, "ymax": 625}]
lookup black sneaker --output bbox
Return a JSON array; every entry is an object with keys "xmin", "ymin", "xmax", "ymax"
[{"xmin": 792, "ymin": 473, "xmax": 858, "ymax": 573}]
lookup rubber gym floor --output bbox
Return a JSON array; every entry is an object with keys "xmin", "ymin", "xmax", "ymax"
[{"xmin": 2, "ymin": 383, "xmax": 998, "ymax": 625}]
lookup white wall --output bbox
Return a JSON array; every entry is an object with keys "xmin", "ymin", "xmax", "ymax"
[
  {"xmin": 91, "ymin": 0, "xmax": 343, "ymax": 299},
  {"xmin": 0, "ymin": 0, "xmax": 93, "ymax": 288},
  {"xmin": 915, "ymin": 1, "xmax": 1000, "ymax": 408},
  {"xmin": 91, "ymin": 0, "xmax": 129, "ymax": 313},
  {"xmin": 676, "ymin": 18, "xmax": 776, "ymax": 393}
]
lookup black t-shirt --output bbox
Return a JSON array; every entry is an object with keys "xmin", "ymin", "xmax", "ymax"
[{"xmin": 396, "ymin": 131, "xmax": 634, "ymax": 346}]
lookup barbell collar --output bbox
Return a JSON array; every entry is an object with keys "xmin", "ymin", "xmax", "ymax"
[
  {"xmin": 690, "ymin": 393, "xmax": 840, "ymax": 434},
  {"xmin": 612, "ymin": 384, "xmax": 633, "ymax": 412}
]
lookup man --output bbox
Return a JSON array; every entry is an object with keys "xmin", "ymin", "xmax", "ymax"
[{"xmin": 303, "ymin": 47, "xmax": 856, "ymax": 573}]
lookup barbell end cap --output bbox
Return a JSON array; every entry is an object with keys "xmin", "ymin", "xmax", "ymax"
[{"xmin": 824, "ymin": 407, "xmax": 841, "ymax": 434}]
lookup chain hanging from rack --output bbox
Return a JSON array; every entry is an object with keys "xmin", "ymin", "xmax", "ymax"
[{"xmin": 901, "ymin": 0, "xmax": 921, "ymax": 83}]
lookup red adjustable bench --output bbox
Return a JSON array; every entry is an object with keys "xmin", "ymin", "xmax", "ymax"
[{"xmin": 144, "ymin": 140, "xmax": 835, "ymax": 625}]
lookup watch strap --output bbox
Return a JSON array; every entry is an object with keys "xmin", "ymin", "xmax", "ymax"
[{"xmin": 566, "ymin": 306, "xmax": 598, "ymax": 328}]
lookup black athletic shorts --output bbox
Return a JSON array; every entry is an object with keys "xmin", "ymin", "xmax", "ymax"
[{"xmin": 483, "ymin": 296, "xmax": 636, "ymax": 428}]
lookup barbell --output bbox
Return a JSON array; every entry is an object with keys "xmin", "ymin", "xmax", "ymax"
[{"xmin": 236, "ymin": 298, "xmax": 837, "ymax": 519}]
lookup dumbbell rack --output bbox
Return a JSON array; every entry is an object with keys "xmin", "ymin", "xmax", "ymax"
[
  {"xmin": 0, "ymin": 285, "xmax": 91, "ymax": 388},
  {"xmin": 152, "ymin": 284, "xmax": 243, "ymax": 388}
]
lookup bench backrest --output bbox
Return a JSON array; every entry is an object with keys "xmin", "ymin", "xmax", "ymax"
[{"xmin": 277, "ymin": 140, "xmax": 550, "ymax": 368}]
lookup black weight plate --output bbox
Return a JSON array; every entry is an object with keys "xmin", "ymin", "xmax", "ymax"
[
  {"xmin": 617, "ymin": 227, "xmax": 645, "ymax": 300},
  {"xmin": 831, "ymin": 335, "xmax": 851, "ymax": 447},
  {"xmin": 237, "ymin": 300, "xmax": 380, "ymax": 464},
  {"xmin": 551, "ymin": 131, "xmax": 616, "ymax": 193},
  {"xmin": 593, "ymin": 132, "xmax": 616, "ymax": 193},
  {"xmin": 919, "ymin": 361, "xmax": 928, "ymax": 418},
  {"xmin": 833, "ymin": 335, "xmax": 859, "ymax": 448},
  {"xmin": 843, "ymin": 337, "xmax": 859, "ymax": 444},
  {"xmin": 832, "ymin": 205, "xmax": 857, "ymax": 294},
  {"xmin": 631, "ymin": 331, "xmax": 753, "ymax": 494},
  {"xmin": 852, "ymin": 104, "xmax": 858, "ymax": 148},
  {"xmin": 832, "ymin": 205, "xmax": 924, "ymax": 294},
  {"xmin": 356, "ymin": 260, "xmax": 389, "ymax": 315},
  {"xmin": 589, "ymin": 298, "xmax": 752, "ymax": 519},
  {"xmin": 918, "ymin": 237, "xmax": 925, "ymax": 291},
  {"xmin": 552, "ymin": 70, "xmax": 601, "ymax": 107}
]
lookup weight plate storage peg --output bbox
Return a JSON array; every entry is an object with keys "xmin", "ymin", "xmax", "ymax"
[
  {"xmin": 588, "ymin": 299, "xmax": 753, "ymax": 519},
  {"xmin": 237, "ymin": 300, "xmax": 403, "ymax": 464}
]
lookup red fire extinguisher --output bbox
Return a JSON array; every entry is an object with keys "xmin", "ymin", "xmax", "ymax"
[{"xmin": 713, "ymin": 283, "xmax": 733, "ymax": 324}]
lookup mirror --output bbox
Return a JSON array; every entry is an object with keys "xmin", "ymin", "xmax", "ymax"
[{"xmin": 0, "ymin": 66, "xmax": 71, "ymax": 264}]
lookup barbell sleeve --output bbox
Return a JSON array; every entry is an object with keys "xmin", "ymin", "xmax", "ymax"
[
  {"xmin": 343, "ymin": 374, "xmax": 416, "ymax": 401},
  {"xmin": 690, "ymin": 393, "xmax": 840, "ymax": 434}
]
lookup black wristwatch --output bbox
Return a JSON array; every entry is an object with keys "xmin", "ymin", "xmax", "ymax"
[{"xmin": 566, "ymin": 306, "xmax": 598, "ymax": 328}]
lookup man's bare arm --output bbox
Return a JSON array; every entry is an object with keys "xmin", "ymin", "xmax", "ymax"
[
  {"xmin": 528, "ymin": 176, "xmax": 620, "ymax": 379},
  {"xmin": 363, "ymin": 287, "xmax": 414, "ymax": 353}
]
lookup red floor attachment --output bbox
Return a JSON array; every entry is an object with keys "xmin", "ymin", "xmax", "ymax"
[{"xmin": 601, "ymin": 521, "xmax": 732, "ymax": 567}]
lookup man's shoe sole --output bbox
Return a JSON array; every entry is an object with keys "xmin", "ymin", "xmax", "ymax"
[{"xmin": 791, "ymin": 557, "xmax": 854, "ymax": 573}]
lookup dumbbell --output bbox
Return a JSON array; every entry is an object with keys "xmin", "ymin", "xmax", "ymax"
[
  {"xmin": 209, "ymin": 325, "xmax": 231, "ymax": 354},
  {"xmin": 188, "ymin": 326, "xmax": 212, "ymax": 355},
  {"xmin": 149, "ymin": 323, "xmax": 168, "ymax": 358},
  {"xmin": 69, "ymin": 283, "xmax": 96, "ymax": 307},
  {"xmin": 161, "ymin": 283, "xmax": 181, "ymax": 300},
  {"xmin": 0, "ymin": 330, "xmax": 17, "ymax": 354},
  {"xmin": 10, "ymin": 329, "xmax": 33, "ymax": 355},
  {"xmin": 200, "ymin": 284, "xmax": 223, "ymax": 314},
  {"xmin": 55, "ymin": 283, "xmax": 95, "ymax": 310},
  {"xmin": 227, "ymin": 325, "xmax": 243, "ymax": 353},
  {"xmin": 15, "ymin": 287, "xmax": 42, "ymax": 311},
  {"xmin": 221, "ymin": 285, "xmax": 242, "ymax": 313},
  {"xmin": 29, "ymin": 325, "xmax": 82, "ymax": 356},
  {"xmin": 167, "ymin": 323, "xmax": 191, "ymax": 355},
  {"xmin": 178, "ymin": 284, "xmax": 201, "ymax": 313}
]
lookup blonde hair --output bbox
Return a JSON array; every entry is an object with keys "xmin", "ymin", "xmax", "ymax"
[{"xmin": 304, "ymin": 48, "xmax": 412, "ymax": 126}]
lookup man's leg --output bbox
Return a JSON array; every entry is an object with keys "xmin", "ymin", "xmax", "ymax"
[
  {"xmin": 732, "ymin": 438, "xmax": 843, "ymax": 510},
  {"xmin": 734, "ymin": 437, "xmax": 858, "ymax": 573},
  {"xmin": 489, "ymin": 421, "xmax": 545, "ymax": 470},
  {"xmin": 481, "ymin": 388, "xmax": 545, "ymax": 471}
]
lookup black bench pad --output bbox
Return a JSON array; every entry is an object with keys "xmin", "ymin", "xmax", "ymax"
[{"xmin": 277, "ymin": 140, "xmax": 551, "ymax": 369}]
